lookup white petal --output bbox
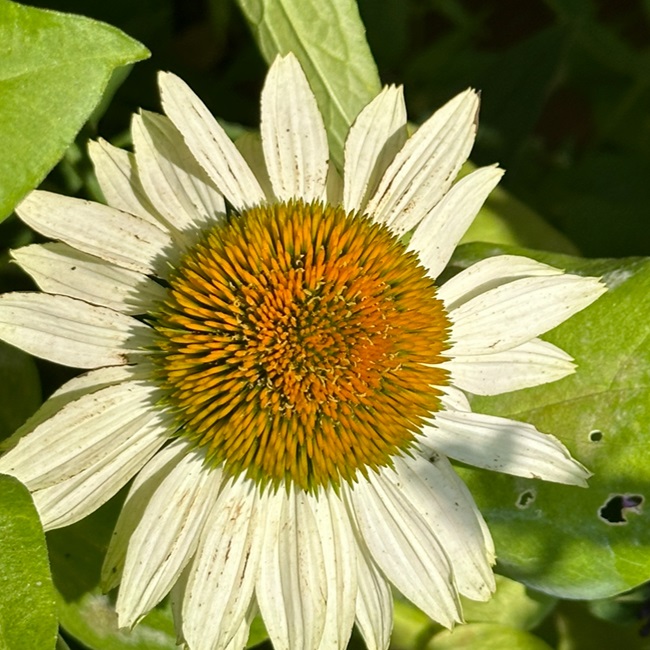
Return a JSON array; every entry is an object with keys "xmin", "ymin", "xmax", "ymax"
[
  {"xmin": 408, "ymin": 166, "xmax": 503, "ymax": 278},
  {"xmin": 345, "ymin": 476, "xmax": 462, "ymax": 627},
  {"xmin": 0, "ymin": 366, "xmax": 140, "ymax": 456},
  {"xmin": 439, "ymin": 385, "xmax": 472, "ymax": 412},
  {"xmin": 158, "ymin": 72, "xmax": 265, "ymax": 210},
  {"xmin": 312, "ymin": 492, "xmax": 357, "ymax": 650},
  {"xmin": 438, "ymin": 255, "xmax": 567, "ymax": 311},
  {"xmin": 31, "ymin": 408, "xmax": 168, "ymax": 530},
  {"xmin": 261, "ymin": 54, "xmax": 329, "ymax": 202},
  {"xmin": 17, "ymin": 191, "xmax": 174, "ymax": 276},
  {"xmin": 13, "ymin": 243, "xmax": 166, "ymax": 315},
  {"xmin": 391, "ymin": 455, "xmax": 495, "ymax": 600},
  {"xmin": 422, "ymin": 410, "xmax": 591, "ymax": 485},
  {"xmin": 366, "ymin": 89, "xmax": 479, "ymax": 235},
  {"xmin": 133, "ymin": 111, "xmax": 225, "ymax": 235},
  {"xmin": 0, "ymin": 293, "xmax": 150, "ymax": 368},
  {"xmin": 256, "ymin": 488, "xmax": 327, "ymax": 650},
  {"xmin": 87, "ymin": 138, "xmax": 164, "ymax": 228},
  {"xmin": 0, "ymin": 380, "xmax": 162, "ymax": 490},
  {"xmin": 446, "ymin": 337, "xmax": 576, "ymax": 395},
  {"xmin": 117, "ymin": 450, "xmax": 223, "ymax": 628},
  {"xmin": 224, "ymin": 613, "xmax": 255, "ymax": 650},
  {"xmin": 343, "ymin": 85, "xmax": 407, "ymax": 214},
  {"xmin": 448, "ymin": 274, "xmax": 607, "ymax": 355},
  {"xmin": 182, "ymin": 477, "xmax": 261, "ymax": 650},
  {"xmin": 354, "ymin": 544, "xmax": 393, "ymax": 650},
  {"xmin": 102, "ymin": 439, "xmax": 191, "ymax": 592}
]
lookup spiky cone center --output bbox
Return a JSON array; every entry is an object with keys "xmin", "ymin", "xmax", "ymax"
[{"xmin": 152, "ymin": 199, "xmax": 451, "ymax": 491}]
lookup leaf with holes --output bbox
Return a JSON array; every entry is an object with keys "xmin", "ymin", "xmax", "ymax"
[{"xmin": 448, "ymin": 243, "xmax": 650, "ymax": 599}]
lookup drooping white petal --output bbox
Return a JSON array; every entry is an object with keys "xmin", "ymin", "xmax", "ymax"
[
  {"xmin": 343, "ymin": 85, "xmax": 407, "ymax": 214},
  {"xmin": 311, "ymin": 492, "xmax": 357, "ymax": 650},
  {"xmin": 0, "ymin": 366, "xmax": 141, "ymax": 455},
  {"xmin": 0, "ymin": 380, "xmax": 162, "ymax": 490},
  {"xmin": 256, "ymin": 489, "xmax": 327, "ymax": 650},
  {"xmin": 345, "ymin": 476, "xmax": 462, "ymax": 627},
  {"xmin": 16, "ymin": 191, "xmax": 173, "ymax": 276},
  {"xmin": 158, "ymin": 72, "xmax": 266, "ymax": 210},
  {"xmin": 448, "ymin": 274, "xmax": 607, "ymax": 355},
  {"xmin": 13, "ymin": 243, "xmax": 166, "ymax": 315},
  {"xmin": 261, "ymin": 54, "xmax": 329, "ymax": 203},
  {"xmin": 0, "ymin": 293, "xmax": 150, "ymax": 368},
  {"xmin": 117, "ymin": 450, "xmax": 223, "ymax": 628},
  {"xmin": 390, "ymin": 455, "xmax": 495, "ymax": 600},
  {"xmin": 408, "ymin": 166, "xmax": 503, "ymax": 278},
  {"xmin": 133, "ymin": 111, "xmax": 225, "ymax": 235},
  {"xmin": 437, "ymin": 254, "xmax": 566, "ymax": 311},
  {"xmin": 87, "ymin": 138, "xmax": 164, "ymax": 228},
  {"xmin": 354, "ymin": 544, "xmax": 393, "ymax": 650},
  {"xmin": 182, "ymin": 477, "xmax": 261, "ymax": 650},
  {"xmin": 102, "ymin": 439, "xmax": 191, "ymax": 592},
  {"xmin": 446, "ymin": 337, "xmax": 576, "ymax": 395},
  {"xmin": 224, "ymin": 612, "xmax": 256, "ymax": 650},
  {"xmin": 422, "ymin": 410, "xmax": 591, "ymax": 485},
  {"xmin": 366, "ymin": 89, "xmax": 479, "ymax": 235},
  {"xmin": 31, "ymin": 408, "xmax": 169, "ymax": 530}
]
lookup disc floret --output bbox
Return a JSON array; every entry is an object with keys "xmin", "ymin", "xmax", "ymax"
[{"xmin": 153, "ymin": 199, "xmax": 450, "ymax": 490}]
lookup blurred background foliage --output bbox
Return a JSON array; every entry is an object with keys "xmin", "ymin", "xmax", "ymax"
[
  {"xmin": 2, "ymin": 0, "xmax": 650, "ymax": 648},
  {"xmin": 17, "ymin": 0, "xmax": 650, "ymax": 259}
]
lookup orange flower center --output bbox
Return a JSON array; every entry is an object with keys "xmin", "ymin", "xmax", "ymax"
[{"xmin": 152, "ymin": 200, "xmax": 450, "ymax": 490}]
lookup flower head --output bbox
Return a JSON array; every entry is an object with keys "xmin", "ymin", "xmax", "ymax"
[{"xmin": 0, "ymin": 53, "xmax": 605, "ymax": 649}]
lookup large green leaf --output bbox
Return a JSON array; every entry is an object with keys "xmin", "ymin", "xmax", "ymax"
[
  {"xmin": 0, "ymin": 0, "xmax": 149, "ymax": 221},
  {"xmin": 235, "ymin": 0, "xmax": 381, "ymax": 169},
  {"xmin": 449, "ymin": 244, "xmax": 650, "ymax": 599},
  {"xmin": 0, "ymin": 474, "xmax": 57, "ymax": 650}
]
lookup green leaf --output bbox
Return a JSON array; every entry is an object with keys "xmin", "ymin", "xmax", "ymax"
[
  {"xmin": 427, "ymin": 623, "xmax": 554, "ymax": 650},
  {"xmin": 0, "ymin": 340, "xmax": 40, "ymax": 443},
  {"xmin": 0, "ymin": 474, "xmax": 57, "ymax": 650},
  {"xmin": 235, "ymin": 0, "xmax": 381, "ymax": 169},
  {"xmin": 0, "ymin": 0, "xmax": 149, "ymax": 221},
  {"xmin": 461, "ymin": 576, "xmax": 556, "ymax": 631},
  {"xmin": 450, "ymin": 243, "xmax": 650, "ymax": 599},
  {"xmin": 55, "ymin": 592, "xmax": 177, "ymax": 650}
]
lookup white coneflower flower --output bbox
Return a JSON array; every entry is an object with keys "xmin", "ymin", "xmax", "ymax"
[{"xmin": 0, "ymin": 53, "xmax": 604, "ymax": 650}]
